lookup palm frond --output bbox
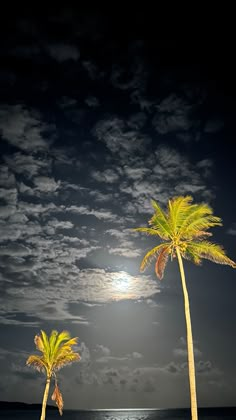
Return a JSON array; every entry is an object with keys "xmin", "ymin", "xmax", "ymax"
[
  {"xmin": 34, "ymin": 334, "xmax": 45, "ymax": 353},
  {"xmin": 59, "ymin": 337, "xmax": 78, "ymax": 349},
  {"xmin": 140, "ymin": 243, "xmax": 171, "ymax": 272},
  {"xmin": 133, "ymin": 227, "xmax": 169, "ymax": 240},
  {"xmin": 149, "ymin": 200, "xmax": 172, "ymax": 238},
  {"xmin": 187, "ymin": 231, "xmax": 212, "ymax": 239},
  {"xmin": 26, "ymin": 355, "xmax": 48, "ymax": 374},
  {"xmin": 168, "ymin": 196, "xmax": 193, "ymax": 233},
  {"xmin": 40, "ymin": 330, "xmax": 50, "ymax": 362},
  {"xmin": 51, "ymin": 383, "xmax": 64, "ymax": 416},
  {"xmin": 187, "ymin": 241, "xmax": 236, "ymax": 267},
  {"xmin": 182, "ymin": 245, "xmax": 202, "ymax": 265},
  {"xmin": 56, "ymin": 331, "xmax": 71, "ymax": 345},
  {"xmin": 155, "ymin": 246, "xmax": 170, "ymax": 279},
  {"xmin": 49, "ymin": 330, "xmax": 58, "ymax": 355},
  {"xmin": 53, "ymin": 353, "xmax": 81, "ymax": 371},
  {"xmin": 178, "ymin": 204, "xmax": 222, "ymax": 238},
  {"xmin": 55, "ymin": 338, "xmax": 79, "ymax": 360},
  {"xmin": 182, "ymin": 216, "xmax": 222, "ymax": 240},
  {"xmin": 53, "ymin": 331, "xmax": 72, "ymax": 355}
]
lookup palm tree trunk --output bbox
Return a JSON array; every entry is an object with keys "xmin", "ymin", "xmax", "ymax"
[
  {"xmin": 176, "ymin": 247, "xmax": 198, "ymax": 420},
  {"xmin": 40, "ymin": 376, "xmax": 51, "ymax": 420}
]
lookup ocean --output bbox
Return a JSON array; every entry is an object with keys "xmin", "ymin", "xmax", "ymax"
[{"xmin": 1, "ymin": 407, "xmax": 236, "ymax": 420}]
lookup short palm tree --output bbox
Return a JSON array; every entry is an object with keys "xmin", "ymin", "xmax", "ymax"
[
  {"xmin": 134, "ymin": 196, "xmax": 235, "ymax": 420},
  {"xmin": 26, "ymin": 330, "xmax": 80, "ymax": 420}
]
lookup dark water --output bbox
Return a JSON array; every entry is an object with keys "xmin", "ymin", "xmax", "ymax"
[{"xmin": 1, "ymin": 408, "xmax": 236, "ymax": 420}]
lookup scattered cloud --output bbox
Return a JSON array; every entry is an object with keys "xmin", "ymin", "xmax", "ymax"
[
  {"xmin": 64, "ymin": 204, "xmax": 118, "ymax": 222},
  {"xmin": 152, "ymin": 94, "xmax": 193, "ymax": 135},
  {"xmin": 4, "ymin": 152, "xmax": 52, "ymax": 178},
  {"xmin": 94, "ymin": 116, "xmax": 151, "ymax": 158},
  {"xmin": 94, "ymin": 345, "xmax": 143, "ymax": 364},
  {"xmin": 33, "ymin": 176, "xmax": 61, "ymax": 193},
  {"xmin": 173, "ymin": 337, "xmax": 203, "ymax": 359},
  {"xmin": 91, "ymin": 168, "xmax": 120, "ymax": 184},
  {"xmin": 0, "ymin": 105, "xmax": 55, "ymax": 152}
]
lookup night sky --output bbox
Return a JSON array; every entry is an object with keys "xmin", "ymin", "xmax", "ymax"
[{"xmin": 0, "ymin": 8, "xmax": 236, "ymax": 410}]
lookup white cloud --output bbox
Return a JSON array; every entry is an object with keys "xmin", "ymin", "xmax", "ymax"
[
  {"xmin": 4, "ymin": 152, "xmax": 52, "ymax": 178},
  {"xmin": 33, "ymin": 176, "xmax": 61, "ymax": 193},
  {"xmin": 18, "ymin": 201, "xmax": 57, "ymax": 216},
  {"xmin": 0, "ymin": 165, "xmax": 16, "ymax": 187},
  {"xmin": 94, "ymin": 346, "xmax": 143, "ymax": 364},
  {"xmin": 132, "ymin": 352, "xmax": 143, "ymax": 359},
  {"xmin": 152, "ymin": 94, "xmax": 193, "ymax": 134},
  {"xmin": 0, "ymin": 244, "xmax": 31, "ymax": 257},
  {"xmin": 173, "ymin": 347, "xmax": 202, "ymax": 358},
  {"xmin": 65, "ymin": 205, "xmax": 118, "ymax": 222},
  {"xmin": 0, "ymin": 205, "xmax": 16, "ymax": 219},
  {"xmin": 108, "ymin": 246, "xmax": 142, "ymax": 258},
  {"xmin": 94, "ymin": 116, "xmax": 151, "ymax": 157},
  {"xmin": 0, "ymin": 222, "xmax": 22, "ymax": 241},
  {"xmin": 91, "ymin": 169, "xmax": 120, "ymax": 184},
  {"xmin": 78, "ymin": 342, "xmax": 91, "ymax": 366},
  {"xmin": 95, "ymin": 344, "xmax": 111, "ymax": 357},
  {"xmin": 0, "ymin": 105, "xmax": 54, "ymax": 152}
]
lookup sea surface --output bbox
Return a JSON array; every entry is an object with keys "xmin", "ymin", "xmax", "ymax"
[{"xmin": 1, "ymin": 408, "xmax": 236, "ymax": 420}]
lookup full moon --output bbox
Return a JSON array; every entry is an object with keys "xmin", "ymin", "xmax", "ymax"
[{"xmin": 116, "ymin": 274, "xmax": 130, "ymax": 291}]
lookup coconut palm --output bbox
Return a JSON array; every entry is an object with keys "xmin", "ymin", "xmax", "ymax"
[
  {"xmin": 26, "ymin": 330, "xmax": 80, "ymax": 420},
  {"xmin": 134, "ymin": 196, "xmax": 235, "ymax": 420}
]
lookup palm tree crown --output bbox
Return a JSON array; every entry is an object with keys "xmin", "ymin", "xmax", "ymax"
[
  {"xmin": 26, "ymin": 330, "xmax": 80, "ymax": 377},
  {"xmin": 135, "ymin": 195, "xmax": 236, "ymax": 279},
  {"xmin": 26, "ymin": 330, "xmax": 80, "ymax": 418}
]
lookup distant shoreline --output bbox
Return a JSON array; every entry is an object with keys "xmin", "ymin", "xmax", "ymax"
[
  {"xmin": 1, "ymin": 401, "xmax": 236, "ymax": 415},
  {"xmin": 0, "ymin": 401, "xmax": 57, "ymax": 410}
]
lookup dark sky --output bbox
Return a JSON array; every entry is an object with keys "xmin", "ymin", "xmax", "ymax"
[{"xmin": 0, "ymin": 7, "xmax": 236, "ymax": 410}]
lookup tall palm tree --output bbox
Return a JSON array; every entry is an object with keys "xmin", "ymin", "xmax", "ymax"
[
  {"xmin": 134, "ymin": 196, "xmax": 235, "ymax": 420},
  {"xmin": 26, "ymin": 330, "xmax": 80, "ymax": 420}
]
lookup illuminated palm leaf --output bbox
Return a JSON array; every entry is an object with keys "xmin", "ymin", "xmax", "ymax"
[
  {"xmin": 167, "ymin": 195, "xmax": 193, "ymax": 233},
  {"xmin": 49, "ymin": 330, "xmax": 58, "ymax": 354},
  {"xmin": 182, "ymin": 247, "xmax": 202, "ymax": 266},
  {"xmin": 51, "ymin": 382, "xmax": 64, "ymax": 416},
  {"xmin": 149, "ymin": 199, "xmax": 172, "ymax": 238},
  {"xmin": 54, "ymin": 353, "xmax": 81, "ymax": 371},
  {"xmin": 155, "ymin": 246, "xmax": 170, "ymax": 279},
  {"xmin": 178, "ymin": 204, "xmax": 222, "ymax": 240},
  {"xmin": 26, "ymin": 355, "xmax": 48, "ymax": 374},
  {"xmin": 186, "ymin": 241, "xmax": 236, "ymax": 267},
  {"xmin": 134, "ymin": 227, "xmax": 169, "ymax": 240},
  {"xmin": 139, "ymin": 242, "xmax": 171, "ymax": 272}
]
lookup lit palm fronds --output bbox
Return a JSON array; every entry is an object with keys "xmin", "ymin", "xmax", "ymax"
[{"xmin": 134, "ymin": 195, "xmax": 236, "ymax": 278}]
